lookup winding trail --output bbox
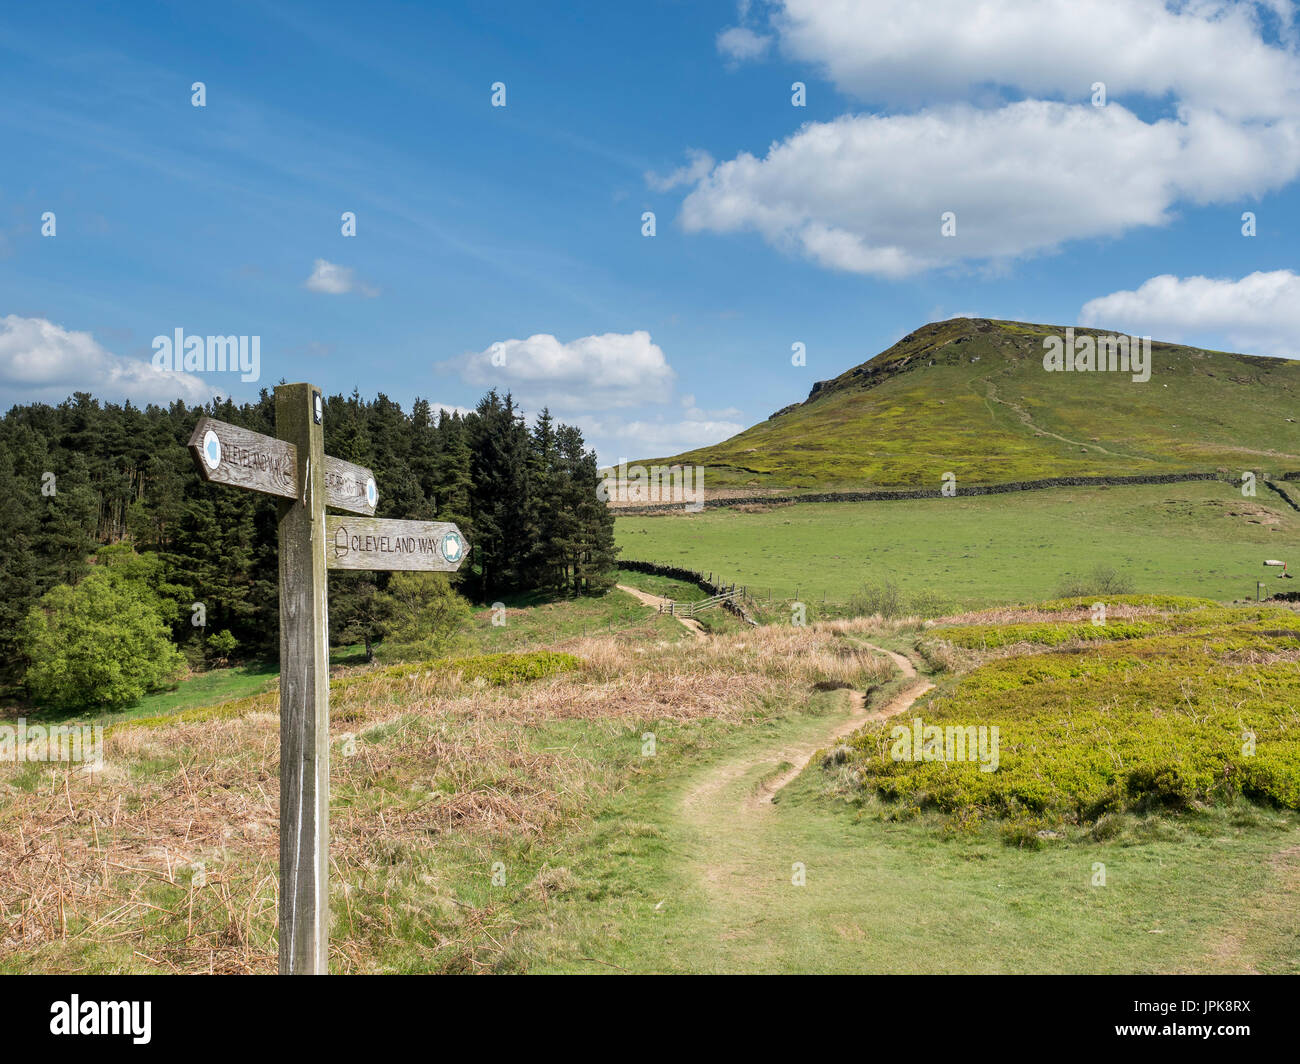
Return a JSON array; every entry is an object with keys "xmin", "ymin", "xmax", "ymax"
[
  {"xmin": 684, "ymin": 642, "xmax": 933, "ymax": 817},
  {"xmin": 617, "ymin": 580, "xmax": 933, "ymax": 811},
  {"xmin": 749, "ymin": 643, "xmax": 932, "ymax": 809},
  {"xmin": 668, "ymin": 638, "xmax": 935, "ymax": 943},
  {"xmin": 564, "ymin": 592, "xmax": 1300, "ymax": 973},
  {"xmin": 616, "ymin": 583, "xmax": 706, "ymax": 640},
  {"xmin": 981, "ymin": 377, "xmax": 1155, "ymax": 462}
]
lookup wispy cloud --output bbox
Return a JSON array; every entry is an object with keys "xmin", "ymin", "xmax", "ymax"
[{"xmin": 646, "ymin": 149, "xmax": 716, "ymax": 193}]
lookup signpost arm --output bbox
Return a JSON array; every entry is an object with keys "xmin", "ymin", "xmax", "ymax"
[{"xmin": 274, "ymin": 383, "xmax": 331, "ymax": 975}]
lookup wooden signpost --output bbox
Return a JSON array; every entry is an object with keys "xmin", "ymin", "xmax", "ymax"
[{"xmin": 187, "ymin": 383, "xmax": 467, "ymax": 975}]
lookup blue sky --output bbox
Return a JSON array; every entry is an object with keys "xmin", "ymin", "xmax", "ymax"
[{"xmin": 3, "ymin": 0, "xmax": 1299, "ymax": 463}]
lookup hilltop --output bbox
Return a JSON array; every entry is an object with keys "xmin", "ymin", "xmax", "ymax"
[{"xmin": 644, "ymin": 318, "xmax": 1300, "ymax": 492}]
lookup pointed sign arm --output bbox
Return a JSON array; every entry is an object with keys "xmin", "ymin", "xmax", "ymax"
[
  {"xmin": 188, "ymin": 416, "xmax": 378, "ymax": 514},
  {"xmin": 325, "ymin": 517, "xmax": 467, "ymax": 571}
]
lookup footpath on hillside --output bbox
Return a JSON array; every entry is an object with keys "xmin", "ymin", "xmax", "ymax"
[{"xmin": 616, "ymin": 583, "xmax": 706, "ymax": 640}]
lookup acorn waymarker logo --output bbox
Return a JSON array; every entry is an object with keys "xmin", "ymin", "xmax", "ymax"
[
  {"xmin": 49, "ymin": 995, "xmax": 151, "ymax": 1044},
  {"xmin": 324, "ymin": 518, "xmax": 468, "ymax": 572},
  {"xmin": 201, "ymin": 429, "xmax": 222, "ymax": 470},
  {"xmin": 440, "ymin": 530, "xmax": 464, "ymax": 564}
]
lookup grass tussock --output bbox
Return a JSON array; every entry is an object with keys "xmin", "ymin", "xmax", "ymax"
[{"xmin": 0, "ymin": 626, "xmax": 894, "ymax": 974}]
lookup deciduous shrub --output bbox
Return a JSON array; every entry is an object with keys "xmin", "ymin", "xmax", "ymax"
[{"xmin": 21, "ymin": 569, "xmax": 184, "ymax": 711}]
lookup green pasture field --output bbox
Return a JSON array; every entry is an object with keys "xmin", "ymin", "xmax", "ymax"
[{"xmin": 616, "ymin": 480, "xmax": 1299, "ymax": 608}]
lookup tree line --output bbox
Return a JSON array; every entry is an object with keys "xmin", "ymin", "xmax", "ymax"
[{"xmin": 0, "ymin": 387, "xmax": 617, "ymax": 692}]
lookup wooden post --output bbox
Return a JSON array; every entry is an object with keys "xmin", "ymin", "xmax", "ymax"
[
  {"xmin": 188, "ymin": 389, "xmax": 465, "ymax": 975},
  {"xmin": 275, "ymin": 383, "xmax": 330, "ymax": 975}
]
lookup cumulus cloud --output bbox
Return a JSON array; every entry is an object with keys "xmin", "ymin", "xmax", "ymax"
[
  {"xmin": 682, "ymin": 102, "xmax": 1274, "ymax": 276},
  {"xmin": 0, "ymin": 314, "xmax": 213, "ymax": 405},
  {"xmin": 303, "ymin": 259, "xmax": 378, "ymax": 297},
  {"xmin": 1079, "ymin": 271, "xmax": 1300, "ymax": 359},
  {"xmin": 673, "ymin": 0, "xmax": 1300, "ymax": 276},
  {"xmin": 440, "ymin": 330, "xmax": 676, "ymax": 411},
  {"xmin": 717, "ymin": 25, "xmax": 772, "ymax": 62},
  {"xmin": 766, "ymin": 0, "xmax": 1300, "ymax": 117}
]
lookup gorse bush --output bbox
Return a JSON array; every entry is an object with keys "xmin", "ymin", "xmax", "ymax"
[
  {"xmin": 844, "ymin": 604, "xmax": 1300, "ymax": 827},
  {"xmin": 207, "ymin": 629, "xmax": 237, "ymax": 666},
  {"xmin": 341, "ymin": 650, "xmax": 582, "ymax": 691},
  {"xmin": 940, "ymin": 603, "xmax": 1288, "ymax": 650},
  {"xmin": 905, "ymin": 588, "xmax": 954, "ymax": 618},
  {"xmin": 849, "ymin": 581, "xmax": 904, "ymax": 617}
]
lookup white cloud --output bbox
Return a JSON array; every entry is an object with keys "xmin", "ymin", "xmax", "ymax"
[
  {"xmin": 717, "ymin": 25, "xmax": 772, "ymax": 62},
  {"xmin": 582, "ymin": 415, "xmax": 746, "ymax": 463},
  {"xmin": 685, "ymin": 403, "xmax": 743, "ymax": 421},
  {"xmin": 682, "ymin": 101, "xmax": 1280, "ymax": 276},
  {"xmin": 0, "ymin": 314, "xmax": 213, "ymax": 405},
  {"xmin": 440, "ymin": 330, "xmax": 676, "ymax": 411},
  {"xmin": 303, "ymin": 258, "xmax": 378, "ymax": 297},
  {"xmin": 1079, "ymin": 271, "xmax": 1300, "ymax": 359},
  {"xmin": 766, "ymin": 0, "xmax": 1300, "ymax": 117},
  {"xmin": 676, "ymin": 0, "xmax": 1300, "ymax": 276},
  {"xmin": 428, "ymin": 402, "xmax": 475, "ymax": 418},
  {"xmin": 646, "ymin": 149, "xmax": 715, "ymax": 192}
]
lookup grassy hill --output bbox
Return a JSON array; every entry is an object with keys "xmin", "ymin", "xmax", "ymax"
[{"xmin": 644, "ymin": 318, "xmax": 1300, "ymax": 492}]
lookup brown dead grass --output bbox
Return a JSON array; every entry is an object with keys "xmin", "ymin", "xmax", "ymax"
[{"xmin": 0, "ymin": 622, "xmax": 895, "ymax": 974}]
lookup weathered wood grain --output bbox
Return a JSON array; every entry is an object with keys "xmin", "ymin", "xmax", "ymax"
[
  {"xmin": 187, "ymin": 416, "xmax": 298, "ymax": 500},
  {"xmin": 325, "ymin": 516, "xmax": 467, "ymax": 571},
  {"xmin": 323, "ymin": 454, "xmax": 378, "ymax": 515},
  {"xmin": 274, "ymin": 384, "xmax": 331, "ymax": 976}
]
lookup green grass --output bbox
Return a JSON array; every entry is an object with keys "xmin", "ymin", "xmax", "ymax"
[
  {"xmin": 338, "ymin": 650, "xmax": 583, "ymax": 690},
  {"xmin": 6, "ymin": 588, "xmax": 1297, "ymax": 975},
  {"xmin": 613, "ymin": 568, "xmax": 710, "ymax": 602},
  {"xmin": 9, "ymin": 586, "xmax": 677, "ymax": 730},
  {"xmin": 513, "ymin": 687, "xmax": 1300, "ymax": 974},
  {"xmin": 644, "ymin": 317, "xmax": 1300, "ymax": 492},
  {"xmin": 616, "ymin": 479, "xmax": 1299, "ymax": 608},
  {"xmin": 392, "ymin": 585, "xmax": 686, "ymax": 659},
  {"xmin": 19, "ymin": 660, "xmax": 279, "ymax": 728}
]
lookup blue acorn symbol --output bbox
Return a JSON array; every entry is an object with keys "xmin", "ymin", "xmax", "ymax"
[{"xmin": 441, "ymin": 531, "xmax": 463, "ymax": 563}]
